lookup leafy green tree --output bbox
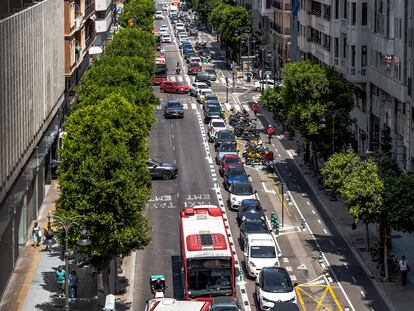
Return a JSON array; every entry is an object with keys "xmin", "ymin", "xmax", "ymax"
[
  {"xmin": 320, "ymin": 149, "xmax": 360, "ymax": 190},
  {"xmin": 119, "ymin": 0, "xmax": 155, "ymax": 31},
  {"xmin": 259, "ymin": 87, "xmax": 285, "ymax": 116},
  {"xmin": 57, "ymin": 94, "xmax": 153, "ymax": 294}
]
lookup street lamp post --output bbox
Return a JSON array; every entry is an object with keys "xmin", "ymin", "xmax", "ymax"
[{"xmin": 44, "ymin": 214, "xmax": 91, "ymax": 310}]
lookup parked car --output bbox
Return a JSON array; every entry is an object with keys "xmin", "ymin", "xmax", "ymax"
[
  {"xmin": 188, "ymin": 62, "xmax": 202, "ymax": 75},
  {"xmin": 203, "ymin": 103, "xmax": 221, "ymax": 123},
  {"xmin": 195, "ymin": 73, "xmax": 212, "ymax": 87},
  {"xmin": 237, "ymin": 199, "xmax": 265, "ymax": 224},
  {"xmin": 164, "ymin": 100, "xmax": 184, "ymax": 118},
  {"xmin": 228, "ymin": 181, "xmax": 257, "ymax": 210},
  {"xmin": 190, "ymin": 82, "xmax": 210, "ymax": 96},
  {"xmin": 160, "ymin": 81, "xmax": 190, "ymax": 94},
  {"xmin": 223, "ymin": 166, "xmax": 249, "ymax": 190},
  {"xmin": 239, "ymin": 218, "xmax": 270, "ymax": 250},
  {"xmin": 214, "ymin": 130, "xmax": 236, "ymax": 150},
  {"xmin": 215, "ymin": 143, "xmax": 238, "ymax": 165},
  {"xmin": 254, "ymin": 79, "xmax": 281, "ymax": 91},
  {"xmin": 210, "ymin": 297, "xmax": 240, "ymax": 311},
  {"xmin": 147, "ymin": 158, "xmax": 178, "ymax": 180},
  {"xmin": 244, "ymin": 233, "xmax": 279, "ymax": 278},
  {"xmin": 154, "ymin": 11, "xmax": 164, "ymax": 19},
  {"xmin": 161, "ymin": 33, "xmax": 172, "ymax": 43},
  {"xmin": 255, "ymin": 267, "xmax": 297, "ymax": 310},
  {"xmin": 208, "ymin": 118, "xmax": 227, "ymax": 142},
  {"xmin": 219, "ymin": 154, "xmax": 243, "ymax": 177},
  {"xmin": 205, "ymin": 68, "xmax": 217, "ymax": 81}
]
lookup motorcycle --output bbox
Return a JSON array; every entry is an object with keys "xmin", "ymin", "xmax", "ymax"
[{"xmin": 150, "ymin": 274, "xmax": 166, "ymax": 299}]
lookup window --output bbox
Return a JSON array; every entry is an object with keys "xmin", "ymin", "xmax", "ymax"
[
  {"xmin": 351, "ymin": 45, "xmax": 356, "ymax": 66},
  {"xmin": 335, "ymin": 0, "xmax": 339, "ymax": 18},
  {"xmin": 343, "ymin": 0, "xmax": 347, "ymax": 19},
  {"xmin": 351, "ymin": 3, "xmax": 356, "ymax": 25},
  {"xmin": 324, "ymin": 5, "xmax": 331, "ymax": 20},
  {"xmin": 361, "ymin": 45, "xmax": 367, "ymax": 67},
  {"xmin": 334, "ymin": 37, "xmax": 339, "ymax": 57},
  {"xmin": 69, "ymin": 2, "xmax": 75, "ymax": 27},
  {"xmin": 343, "ymin": 37, "xmax": 347, "ymax": 58},
  {"xmin": 395, "ymin": 17, "xmax": 402, "ymax": 39},
  {"xmin": 362, "ymin": 3, "xmax": 367, "ymax": 25}
]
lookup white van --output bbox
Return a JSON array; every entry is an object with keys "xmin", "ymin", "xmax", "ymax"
[{"xmin": 244, "ymin": 233, "xmax": 279, "ymax": 278}]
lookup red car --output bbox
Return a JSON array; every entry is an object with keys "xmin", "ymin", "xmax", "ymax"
[
  {"xmin": 188, "ymin": 62, "xmax": 202, "ymax": 75},
  {"xmin": 219, "ymin": 154, "xmax": 244, "ymax": 176},
  {"xmin": 160, "ymin": 81, "xmax": 190, "ymax": 93}
]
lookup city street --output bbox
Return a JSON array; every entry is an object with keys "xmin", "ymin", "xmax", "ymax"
[{"xmin": 132, "ymin": 6, "xmax": 390, "ymax": 311}]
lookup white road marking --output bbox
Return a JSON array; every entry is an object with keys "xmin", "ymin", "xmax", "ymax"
[
  {"xmin": 169, "ymin": 76, "xmax": 176, "ymax": 82},
  {"xmin": 225, "ymin": 103, "xmax": 232, "ymax": 110},
  {"xmin": 282, "ymin": 257, "xmax": 289, "ymax": 263},
  {"xmin": 185, "ymin": 76, "xmax": 191, "ymax": 84},
  {"xmin": 220, "ymin": 77, "xmax": 226, "ymax": 84},
  {"xmin": 242, "ymin": 104, "xmax": 250, "ymax": 111},
  {"xmin": 352, "ymin": 276, "xmax": 357, "ymax": 282},
  {"xmin": 191, "ymin": 103, "xmax": 197, "ymax": 110},
  {"xmin": 290, "ymin": 275, "xmax": 297, "ymax": 281},
  {"xmin": 312, "ymin": 210, "xmax": 316, "ymax": 214},
  {"xmin": 234, "ymin": 104, "xmax": 241, "ymax": 111},
  {"xmin": 262, "ymin": 182, "xmax": 276, "ymax": 193},
  {"xmin": 323, "ymin": 229, "xmax": 328, "ymax": 234},
  {"xmin": 317, "ymin": 219, "xmax": 321, "ymax": 223},
  {"xmin": 177, "ymin": 75, "xmax": 184, "ymax": 82},
  {"xmin": 285, "ymin": 266, "xmax": 293, "ymax": 272},
  {"xmin": 182, "ymin": 103, "xmax": 188, "ymax": 110},
  {"xmin": 248, "ymin": 176, "xmax": 252, "ymax": 182},
  {"xmin": 306, "ymin": 201, "xmax": 310, "ymax": 205},
  {"xmin": 176, "ymin": 193, "xmax": 179, "ymax": 199},
  {"xmin": 360, "ymin": 290, "xmax": 366, "ymax": 298}
]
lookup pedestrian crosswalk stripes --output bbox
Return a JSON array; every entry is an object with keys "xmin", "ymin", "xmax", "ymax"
[
  {"xmin": 156, "ymin": 102, "xmax": 246, "ymax": 111},
  {"xmin": 242, "ymin": 104, "xmax": 250, "ymax": 111},
  {"xmin": 166, "ymin": 75, "xmax": 249, "ymax": 87},
  {"xmin": 191, "ymin": 103, "xmax": 197, "ymax": 110},
  {"xmin": 183, "ymin": 103, "xmax": 188, "ymax": 109},
  {"xmin": 224, "ymin": 103, "xmax": 232, "ymax": 111}
]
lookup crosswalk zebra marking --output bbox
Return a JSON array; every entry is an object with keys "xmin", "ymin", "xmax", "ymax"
[
  {"xmin": 242, "ymin": 104, "xmax": 250, "ymax": 111},
  {"xmin": 191, "ymin": 103, "xmax": 197, "ymax": 110},
  {"xmin": 177, "ymin": 76, "xmax": 184, "ymax": 82},
  {"xmin": 183, "ymin": 103, "xmax": 188, "ymax": 109},
  {"xmin": 224, "ymin": 103, "xmax": 232, "ymax": 111}
]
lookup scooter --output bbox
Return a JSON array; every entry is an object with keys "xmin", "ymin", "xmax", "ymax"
[{"xmin": 150, "ymin": 275, "xmax": 166, "ymax": 299}]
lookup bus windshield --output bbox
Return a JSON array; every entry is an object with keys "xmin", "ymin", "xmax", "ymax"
[{"xmin": 187, "ymin": 258, "xmax": 233, "ymax": 298}]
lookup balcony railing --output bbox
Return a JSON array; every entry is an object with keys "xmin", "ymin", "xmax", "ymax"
[
  {"xmin": 74, "ymin": 15, "xmax": 83, "ymax": 30},
  {"xmin": 86, "ymin": 32, "xmax": 95, "ymax": 48},
  {"xmin": 85, "ymin": 3, "xmax": 94, "ymax": 17},
  {"xmin": 312, "ymin": 10, "xmax": 321, "ymax": 17}
]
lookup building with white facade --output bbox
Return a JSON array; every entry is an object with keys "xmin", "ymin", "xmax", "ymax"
[
  {"xmin": 296, "ymin": 0, "xmax": 414, "ymax": 171},
  {"xmin": 95, "ymin": 0, "xmax": 114, "ymax": 47}
]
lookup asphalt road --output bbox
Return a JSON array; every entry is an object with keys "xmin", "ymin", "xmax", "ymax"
[{"xmin": 133, "ymin": 7, "xmax": 390, "ymax": 311}]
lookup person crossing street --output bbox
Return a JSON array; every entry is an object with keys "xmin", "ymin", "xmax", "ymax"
[{"xmin": 266, "ymin": 125, "xmax": 274, "ymax": 144}]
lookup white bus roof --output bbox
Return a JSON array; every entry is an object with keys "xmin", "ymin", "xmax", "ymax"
[
  {"xmin": 180, "ymin": 206, "xmax": 232, "ymax": 259},
  {"xmin": 146, "ymin": 298, "xmax": 209, "ymax": 311}
]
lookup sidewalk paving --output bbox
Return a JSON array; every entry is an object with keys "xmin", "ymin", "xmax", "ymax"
[{"xmin": 256, "ymin": 105, "xmax": 414, "ymax": 311}]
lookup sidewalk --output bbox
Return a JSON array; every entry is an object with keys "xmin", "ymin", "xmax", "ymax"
[
  {"xmin": 0, "ymin": 181, "xmax": 99, "ymax": 311},
  {"xmin": 256, "ymin": 106, "xmax": 414, "ymax": 311}
]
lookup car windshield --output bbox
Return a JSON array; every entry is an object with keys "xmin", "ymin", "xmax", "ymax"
[
  {"xmin": 228, "ymin": 167, "xmax": 246, "ymax": 177},
  {"xmin": 244, "ymin": 221, "xmax": 268, "ymax": 233},
  {"xmin": 224, "ymin": 157, "xmax": 241, "ymax": 164},
  {"xmin": 242, "ymin": 201, "xmax": 261, "ymax": 212},
  {"xmin": 206, "ymin": 69, "xmax": 215, "ymax": 74},
  {"xmin": 220, "ymin": 145, "xmax": 237, "ymax": 152},
  {"xmin": 197, "ymin": 74, "xmax": 209, "ymax": 80},
  {"xmin": 208, "ymin": 107, "xmax": 221, "ymax": 114},
  {"xmin": 212, "ymin": 121, "xmax": 225, "ymax": 128},
  {"xmin": 211, "ymin": 306, "xmax": 238, "ymax": 311},
  {"xmin": 198, "ymin": 84, "xmax": 209, "ymax": 89},
  {"xmin": 218, "ymin": 132, "xmax": 235, "ymax": 140},
  {"xmin": 232, "ymin": 183, "xmax": 253, "ymax": 195},
  {"xmin": 175, "ymin": 82, "xmax": 185, "ymax": 86},
  {"xmin": 167, "ymin": 102, "xmax": 181, "ymax": 109},
  {"xmin": 250, "ymin": 246, "xmax": 276, "ymax": 259},
  {"xmin": 190, "ymin": 63, "xmax": 200, "ymax": 68},
  {"xmin": 263, "ymin": 270, "xmax": 293, "ymax": 293}
]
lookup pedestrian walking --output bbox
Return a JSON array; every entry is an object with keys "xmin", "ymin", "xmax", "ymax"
[
  {"xmin": 32, "ymin": 222, "xmax": 41, "ymax": 248},
  {"xmin": 252, "ymin": 102, "xmax": 260, "ymax": 116},
  {"xmin": 69, "ymin": 270, "xmax": 79, "ymax": 299},
  {"xmin": 56, "ymin": 266, "xmax": 66, "ymax": 297},
  {"xmin": 266, "ymin": 125, "xmax": 275, "ymax": 144},
  {"xmin": 399, "ymin": 255, "xmax": 410, "ymax": 286},
  {"xmin": 42, "ymin": 225, "xmax": 52, "ymax": 253}
]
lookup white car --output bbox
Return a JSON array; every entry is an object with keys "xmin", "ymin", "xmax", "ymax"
[
  {"xmin": 161, "ymin": 33, "xmax": 172, "ymax": 43},
  {"xmin": 244, "ymin": 234, "xmax": 279, "ymax": 278},
  {"xmin": 154, "ymin": 11, "xmax": 163, "ymax": 19},
  {"xmin": 189, "ymin": 56, "xmax": 201, "ymax": 64},
  {"xmin": 190, "ymin": 82, "xmax": 210, "ymax": 96},
  {"xmin": 161, "ymin": 3, "xmax": 168, "ymax": 11},
  {"xmin": 208, "ymin": 119, "xmax": 227, "ymax": 142},
  {"xmin": 254, "ymin": 79, "xmax": 281, "ymax": 91},
  {"xmin": 197, "ymin": 89, "xmax": 213, "ymax": 103},
  {"xmin": 175, "ymin": 22, "xmax": 185, "ymax": 32},
  {"xmin": 159, "ymin": 25, "xmax": 169, "ymax": 35},
  {"xmin": 228, "ymin": 181, "xmax": 257, "ymax": 210},
  {"xmin": 255, "ymin": 267, "xmax": 297, "ymax": 310}
]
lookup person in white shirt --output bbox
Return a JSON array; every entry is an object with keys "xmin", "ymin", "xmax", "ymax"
[{"xmin": 399, "ymin": 255, "xmax": 409, "ymax": 286}]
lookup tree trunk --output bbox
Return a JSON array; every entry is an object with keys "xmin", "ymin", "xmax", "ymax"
[
  {"xmin": 383, "ymin": 225, "xmax": 389, "ymax": 281},
  {"xmin": 365, "ymin": 222, "xmax": 370, "ymax": 251},
  {"xmin": 100, "ymin": 259, "xmax": 111, "ymax": 296}
]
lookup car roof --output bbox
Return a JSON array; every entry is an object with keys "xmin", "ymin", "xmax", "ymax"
[
  {"xmin": 217, "ymin": 129, "xmax": 234, "ymax": 135},
  {"xmin": 247, "ymin": 233, "xmax": 273, "ymax": 243},
  {"xmin": 210, "ymin": 118, "xmax": 225, "ymax": 123},
  {"xmin": 223, "ymin": 154, "xmax": 240, "ymax": 159},
  {"xmin": 232, "ymin": 180, "xmax": 252, "ymax": 186}
]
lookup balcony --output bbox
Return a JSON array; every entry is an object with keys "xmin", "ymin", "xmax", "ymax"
[
  {"xmin": 310, "ymin": 13, "xmax": 330, "ymax": 34},
  {"xmin": 95, "ymin": 11, "xmax": 113, "ymax": 33},
  {"xmin": 95, "ymin": 0, "xmax": 112, "ymax": 12},
  {"xmin": 256, "ymin": 0, "xmax": 272, "ymax": 17},
  {"xmin": 74, "ymin": 15, "xmax": 83, "ymax": 30},
  {"xmin": 85, "ymin": 2, "xmax": 94, "ymax": 17}
]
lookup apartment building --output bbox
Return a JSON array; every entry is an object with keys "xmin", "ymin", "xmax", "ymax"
[
  {"xmin": 0, "ymin": 0, "xmax": 64, "ymax": 298},
  {"xmin": 252, "ymin": 0, "xmax": 274, "ymax": 70},
  {"xmin": 295, "ymin": 0, "xmax": 414, "ymax": 171},
  {"xmin": 271, "ymin": 0, "xmax": 292, "ymax": 75},
  {"xmin": 95, "ymin": 0, "xmax": 114, "ymax": 48},
  {"xmin": 64, "ymin": 0, "xmax": 96, "ymax": 94}
]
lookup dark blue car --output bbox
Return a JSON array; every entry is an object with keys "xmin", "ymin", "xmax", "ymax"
[
  {"xmin": 223, "ymin": 166, "xmax": 248, "ymax": 190},
  {"xmin": 182, "ymin": 43, "xmax": 193, "ymax": 56}
]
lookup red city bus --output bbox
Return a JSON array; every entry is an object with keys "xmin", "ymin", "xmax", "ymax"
[
  {"xmin": 153, "ymin": 63, "xmax": 168, "ymax": 85},
  {"xmin": 180, "ymin": 206, "xmax": 236, "ymax": 302}
]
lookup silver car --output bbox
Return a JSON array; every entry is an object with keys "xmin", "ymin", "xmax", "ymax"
[{"xmin": 147, "ymin": 159, "xmax": 178, "ymax": 180}]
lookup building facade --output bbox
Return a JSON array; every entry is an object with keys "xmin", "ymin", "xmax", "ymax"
[
  {"xmin": 95, "ymin": 0, "xmax": 114, "ymax": 48},
  {"xmin": 64, "ymin": 0, "xmax": 96, "ymax": 95},
  {"xmin": 295, "ymin": 0, "xmax": 414, "ymax": 171},
  {"xmin": 271, "ymin": 0, "xmax": 292, "ymax": 75},
  {"xmin": 0, "ymin": 0, "xmax": 65, "ymax": 298}
]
